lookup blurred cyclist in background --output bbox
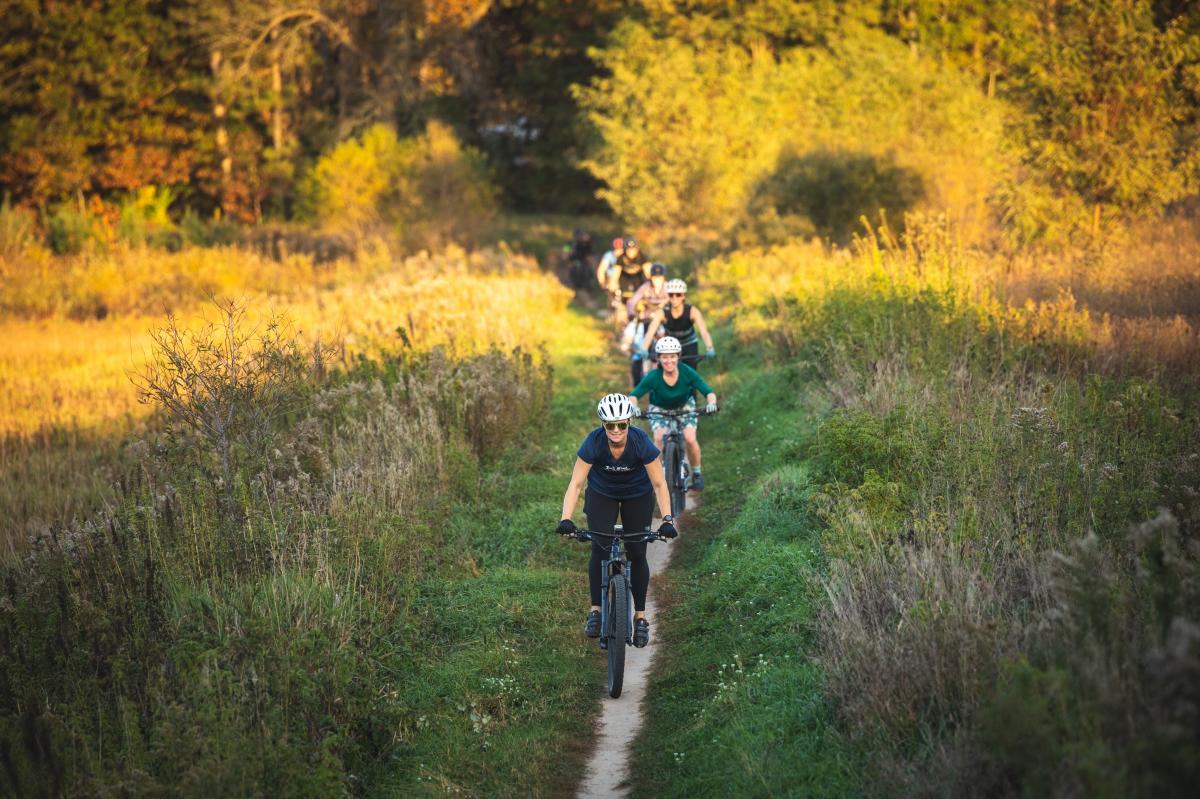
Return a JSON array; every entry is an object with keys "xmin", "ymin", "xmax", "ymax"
[{"xmin": 622, "ymin": 263, "xmax": 670, "ymax": 387}]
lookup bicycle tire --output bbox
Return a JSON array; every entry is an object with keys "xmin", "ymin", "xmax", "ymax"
[
  {"xmin": 664, "ymin": 439, "xmax": 686, "ymax": 517},
  {"xmin": 607, "ymin": 573, "xmax": 629, "ymax": 698}
]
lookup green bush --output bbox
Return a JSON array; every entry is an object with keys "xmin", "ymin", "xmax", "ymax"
[
  {"xmin": 179, "ymin": 208, "xmax": 240, "ymax": 247},
  {"xmin": 117, "ymin": 185, "xmax": 178, "ymax": 248},
  {"xmin": 300, "ymin": 120, "xmax": 498, "ymax": 248},
  {"xmin": 45, "ymin": 200, "xmax": 96, "ymax": 255}
]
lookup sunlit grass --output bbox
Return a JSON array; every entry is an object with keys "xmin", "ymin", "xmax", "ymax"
[
  {"xmin": 0, "ymin": 243, "xmax": 570, "ymax": 440},
  {"xmin": 0, "ymin": 241, "xmax": 571, "ymax": 553},
  {"xmin": 664, "ymin": 218, "xmax": 1200, "ymax": 796}
]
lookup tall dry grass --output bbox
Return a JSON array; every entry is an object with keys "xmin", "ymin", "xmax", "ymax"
[
  {"xmin": 701, "ymin": 217, "xmax": 1200, "ymax": 795},
  {"xmin": 0, "ymin": 241, "xmax": 570, "ymax": 554},
  {"xmin": 701, "ymin": 214, "xmax": 1200, "ymax": 391},
  {"xmin": 0, "ymin": 295, "xmax": 560, "ymax": 794}
]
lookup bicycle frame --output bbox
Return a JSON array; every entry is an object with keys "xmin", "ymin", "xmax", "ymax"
[
  {"xmin": 569, "ymin": 525, "xmax": 662, "ymax": 649},
  {"xmin": 641, "ymin": 407, "xmax": 713, "ymax": 514}
]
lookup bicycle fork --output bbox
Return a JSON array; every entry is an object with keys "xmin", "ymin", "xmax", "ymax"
[{"xmin": 598, "ymin": 528, "xmax": 634, "ymax": 651}]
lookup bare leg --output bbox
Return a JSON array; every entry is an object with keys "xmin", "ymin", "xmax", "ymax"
[{"xmin": 683, "ymin": 427, "xmax": 701, "ymax": 471}]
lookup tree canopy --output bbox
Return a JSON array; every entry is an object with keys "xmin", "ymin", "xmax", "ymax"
[{"xmin": 0, "ymin": 0, "xmax": 1196, "ymax": 241}]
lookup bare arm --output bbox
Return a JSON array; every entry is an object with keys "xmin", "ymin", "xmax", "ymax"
[
  {"xmin": 644, "ymin": 459, "xmax": 672, "ymax": 520},
  {"xmin": 692, "ymin": 306, "xmax": 714, "ymax": 351},
  {"xmin": 640, "ymin": 310, "xmax": 664, "ymax": 351},
  {"xmin": 626, "ymin": 283, "xmax": 645, "ymax": 317},
  {"xmin": 560, "ymin": 457, "xmax": 592, "ymax": 521}
]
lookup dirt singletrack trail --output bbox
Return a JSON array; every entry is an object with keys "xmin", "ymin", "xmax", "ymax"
[{"xmin": 575, "ymin": 494, "xmax": 695, "ymax": 799}]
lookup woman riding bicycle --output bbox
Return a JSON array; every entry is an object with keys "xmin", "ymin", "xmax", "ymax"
[
  {"xmin": 557, "ymin": 393, "xmax": 677, "ymax": 648},
  {"xmin": 596, "ymin": 236, "xmax": 625, "ymax": 293},
  {"xmin": 628, "ymin": 336, "xmax": 718, "ymax": 490},
  {"xmin": 640, "ymin": 279, "xmax": 715, "ymax": 369},
  {"xmin": 621, "ymin": 262, "xmax": 670, "ymax": 387}
]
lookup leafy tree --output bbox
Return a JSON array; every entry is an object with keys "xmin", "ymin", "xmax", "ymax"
[
  {"xmin": 0, "ymin": 0, "xmax": 209, "ymax": 207},
  {"xmin": 441, "ymin": 0, "xmax": 628, "ymax": 209},
  {"xmin": 576, "ymin": 21, "xmax": 1008, "ymax": 238},
  {"xmin": 1001, "ymin": 0, "xmax": 1200, "ymax": 237}
]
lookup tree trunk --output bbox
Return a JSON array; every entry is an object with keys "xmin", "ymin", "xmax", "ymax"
[
  {"xmin": 210, "ymin": 49, "xmax": 232, "ymax": 216},
  {"xmin": 271, "ymin": 51, "xmax": 285, "ymax": 153}
]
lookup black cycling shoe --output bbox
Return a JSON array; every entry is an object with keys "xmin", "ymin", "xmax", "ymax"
[
  {"xmin": 634, "ymin": 618, "xmax": 650, "ymax": 648},
  {"xmin": 690, "ymin": 472, "xmax": 705, "ymax": 490},
  {"xmin": 584, "ymin": 610, "xmax": 601, "ymax": 638}
]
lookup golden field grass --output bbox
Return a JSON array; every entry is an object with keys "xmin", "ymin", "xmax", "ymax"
[
  {"xmin": 0, "ymin": 241, "xmax": 571, "ymax": 550},
  {"xmin": 0, "ymin": 243, "xmax": 570, "ymax": 440},
  {"xmin": 699, "ymin": 215, "xmax": 1200, "ymax": 386}
]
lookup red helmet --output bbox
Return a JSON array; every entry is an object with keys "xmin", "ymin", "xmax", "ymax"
[{"xmin": 612, "ymin": 237, "xmax": 624, "ymax": 250}]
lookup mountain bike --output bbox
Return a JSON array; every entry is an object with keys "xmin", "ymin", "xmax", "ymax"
[
  {"xmin": 643, "ymin": 407, "xmax": 714, "ymax": 517},
  {"xmin": 564, "ymin": 525, "xmax": 666, "ymax": 698}
]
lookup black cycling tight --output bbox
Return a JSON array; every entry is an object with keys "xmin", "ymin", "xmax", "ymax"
[{"xmin": 584, "ymin": 488, "xmax": 653, "ymax": 611}]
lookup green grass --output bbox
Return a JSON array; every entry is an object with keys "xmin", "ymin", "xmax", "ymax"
[
  {"xmin": 377, "ymin": 302, "xmax": 629, "ymax": 796},
  {"xmin": 630, "ymin": 343, "xmax": 863, "ymax": 798},
  {"xmin": 660, "ymin": 228, "xmax": 1200, "ymax": 796}
]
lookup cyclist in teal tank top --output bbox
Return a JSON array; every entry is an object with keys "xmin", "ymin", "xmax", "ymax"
[{"xmin": 627, "ymin": 336, "xmax": 718, "ymax": 490}]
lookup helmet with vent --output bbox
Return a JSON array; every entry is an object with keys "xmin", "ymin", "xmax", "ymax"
[
  {"xmin": 655, "ymin": 336, "xmax": 682, "ymax": 355},
  {"xmin": 596, "ymin": 392, "xmax": 636, "ymax": 421}
]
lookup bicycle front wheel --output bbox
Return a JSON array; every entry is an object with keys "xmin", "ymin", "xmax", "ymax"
[
  {"xmin": 606, "ymin": 573, "xmax": 629, "ymax": 698},
  {"xmin": 664, "ymin": 439, "xmax": 686, "ymax": 517}
]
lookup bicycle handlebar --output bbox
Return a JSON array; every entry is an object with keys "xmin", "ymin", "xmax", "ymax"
[
  {"xmin": 636, "ymin": 407, "xmax": 717, "ymax": 418},
  {"xmin": 562, "ymin": 528, "xmax": 667, "ymax": 543}
]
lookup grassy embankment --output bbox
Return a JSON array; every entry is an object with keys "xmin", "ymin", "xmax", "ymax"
[
  {"xmin": 633, "ymin": 222, "xmax": 1199, "ymax": 797},
  {"xmin": 0, "ymin": 226, "xmax": 628, "ymax": 796}
]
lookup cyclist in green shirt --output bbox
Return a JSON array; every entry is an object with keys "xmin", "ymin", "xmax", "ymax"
[{"xmin": 628, "ymin": 336, "xmax": 718, "ymax": 490}]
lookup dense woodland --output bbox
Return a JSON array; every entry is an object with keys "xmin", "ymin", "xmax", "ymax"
[{"xmin": 2, "ymin": 0, "xmax": 1198, "ymax": 243}]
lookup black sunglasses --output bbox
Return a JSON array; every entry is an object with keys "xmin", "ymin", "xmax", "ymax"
[
  {"xmin": 668, "ymin": 292, "xmax": 684, "ymax": 297},
  {"xmin": 603, "ymin": 421, "xmax": 629, "ymax": 431}
]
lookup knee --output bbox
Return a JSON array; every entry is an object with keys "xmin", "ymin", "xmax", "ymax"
[{"xmin": 683, "ymin": 428, "xmax": 698, "ymax": 443}]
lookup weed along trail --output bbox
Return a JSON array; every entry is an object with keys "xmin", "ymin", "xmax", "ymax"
[{"xmin": 575, "ymin": 500, "xmax": 691, "ymax": 799}]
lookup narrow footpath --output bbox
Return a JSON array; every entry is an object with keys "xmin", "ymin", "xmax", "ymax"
[{"xmin": 574, "ymin": 497, "xmax": 693, "ymax": 799}]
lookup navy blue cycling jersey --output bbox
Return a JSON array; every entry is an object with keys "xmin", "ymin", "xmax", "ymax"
[{"xmin": 577, "ymin": 425, "xmax": 661, "ymax": 499}]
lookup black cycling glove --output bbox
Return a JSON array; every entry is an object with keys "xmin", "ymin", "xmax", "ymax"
[
  {"xmin": 556, "ymin": 519, "xmax": 578, "ymax": 536},
  {"xmin": 658, "ymin": 521, "xmax": 678, "ymax": 539}
]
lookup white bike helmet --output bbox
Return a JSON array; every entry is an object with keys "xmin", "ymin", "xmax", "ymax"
[
  {"xmin": 665, "ymin": 279, "xmax": 687, "ymax": 294},
  {"xmin": 597, "ymin": 392, "xmax": 636, "ymax": 421},
  {"xmin": 655, "ymin": 336, "xmax": 682, "ymax": 355}
]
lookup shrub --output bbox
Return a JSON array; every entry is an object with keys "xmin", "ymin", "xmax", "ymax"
[
  {"xmin": 179, "ymin": 208, "xmax": 240, "ymax": 247},
  {"xmin": 301, "ymin": 120, "xmax": 497, "ymax": 248},
  {"xmin": 134, "ymin": 300, "xmax": 325, "ymax": 540},
  {"xmin": 0, "ymin": 196, "xmax": 37, "ymax": 260},
  {"xmin": 116, "ymin": 185, "xmax": 179, "ymax": 249},
  {"xmin": 44, "ymin": 200, "xmax": 96, "ymax": 255}
]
